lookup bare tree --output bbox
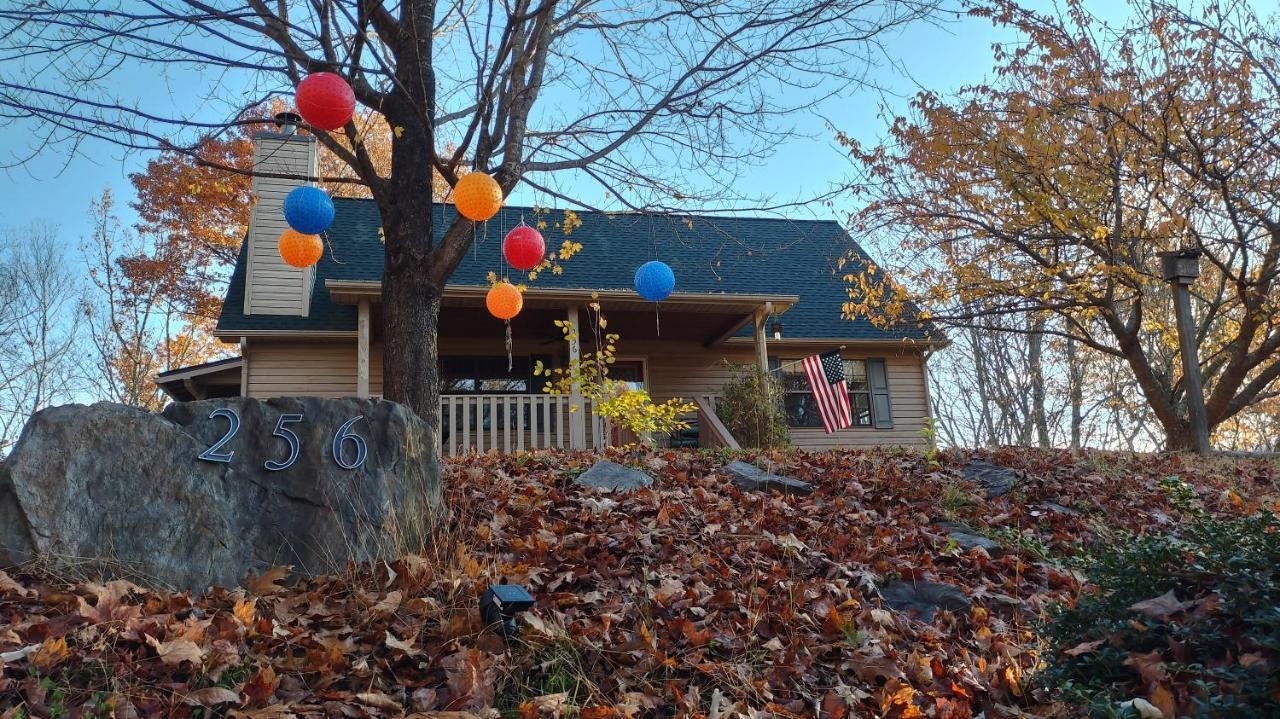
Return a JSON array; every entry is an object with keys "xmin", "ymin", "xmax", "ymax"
[
  {"xmin": 0, "ymin": 0, "xmax": 938, "ymax": 436},
  {"xmin": 0, "ymin": 224, "xmax": 82, "ymax": 453}
]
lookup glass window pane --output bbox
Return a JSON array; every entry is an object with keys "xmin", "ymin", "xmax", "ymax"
[
  {"xmin": 784, "ymin": 393, "xmax": 824, "ymax": 427},
  {"xmin": 844, "ymin": 360, "xmax": 868, "ymax": 391},
  {"xmin": 849, "ymin": 392, "xmax": 872, "ymax": 426}
]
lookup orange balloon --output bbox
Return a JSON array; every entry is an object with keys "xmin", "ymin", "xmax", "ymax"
[
  {"xmin": 278, "ymin": 229, "xmax": 323, "ymax": 268},
  {"xmin": 453, "ymin": 172, "xmax": 503, "ymax": 221},
  {"xmin": 486, "ymin": 281, "xmax": 523, "ymax": 320}
]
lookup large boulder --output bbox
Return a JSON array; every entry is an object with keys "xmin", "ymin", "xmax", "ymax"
[{"xmin": 1, "ymin": 397, "xmax": 441, "ymax": 590}]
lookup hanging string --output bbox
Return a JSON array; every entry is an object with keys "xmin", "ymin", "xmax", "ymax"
[
  {"xmin": 654, "ymin": 302, "xmax": 661, "ymax": 337},
  {"xmin": 505, "ymin": 321, "xmax": 513, "ymax": 371}
]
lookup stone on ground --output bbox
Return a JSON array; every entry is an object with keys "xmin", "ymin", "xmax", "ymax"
[
  {"xmin": 935, "ymin": 520, "xmax": 1001, "ymax": 553},
  {"xmin": 1, "ymin": 398, "xmax": 441, "ymax": 591},
  {"xmin": 879, "ymin": 580, "xmax": 972, "ymax": 621},
  {"xmin": 963, "ymin": 459, "xmax": 1018, "ymax": 498},
  {"xmin": 574, "ymin": 460, "xmax": 653, "ymax": 492},
  {"xmin": 725, "ymin": 460, "xmax": 813, "ymax": 496}
]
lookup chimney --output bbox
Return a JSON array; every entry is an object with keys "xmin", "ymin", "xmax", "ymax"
[{"xmin": 242, "ymin": 124, "xmax": 318, "ymax": 316}]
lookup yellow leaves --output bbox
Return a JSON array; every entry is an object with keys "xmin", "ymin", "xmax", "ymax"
[
  {"xmin": 1093, "ymin": 225, "xmax": 1109, "ymax": 241},
  {"xmin": 233, "ymin": 597, "xmax": 257, "ymax": 628},
  {"xmin": 392, "ymin": 126, "xmax": 404, "ymax": 138},
  {"xmin": 31, "ymin": 636, "xmax": 70, "ymax": 671}
]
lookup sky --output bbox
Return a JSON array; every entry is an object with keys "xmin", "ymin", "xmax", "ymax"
[{"xmin": 0, "ymin": 5, "xmax": 1025, "ymax": 255}]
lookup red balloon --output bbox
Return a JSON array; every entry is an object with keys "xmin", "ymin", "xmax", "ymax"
[
  {"xmin": 502, "ymin": 225, "xmax": 546, "ymax": 271},
  {"xmin": 296, "ymin": 72, "xmax": 355, "ymax": 131}
]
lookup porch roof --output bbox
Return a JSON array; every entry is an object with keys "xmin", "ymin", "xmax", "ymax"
[{"xmin": 215, "ymin": 199, "xmax": 941, "ymax": 345}]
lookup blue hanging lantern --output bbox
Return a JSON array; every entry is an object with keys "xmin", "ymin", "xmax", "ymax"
[
  {"xmin": 634, "ymin": 260, "xmax": 675, "ymax": 302},
  {"xmin": 283, "ymin": 186, "xmax": 335, "ymax": 235}
]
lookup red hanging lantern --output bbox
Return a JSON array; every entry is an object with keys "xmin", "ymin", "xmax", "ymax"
[
  {"xmin": 502, "ymin": 225, "xmax": 545, "ymax": 271},
  {"xmin": 295, "ymin": 72, "xmax": 355, "ymax": 131}
]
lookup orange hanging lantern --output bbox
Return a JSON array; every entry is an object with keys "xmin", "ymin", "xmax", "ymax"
[
  {"xmin": 278, "ymin": 229, "xmax": 323, "ymax": 268},
  {"xmin": 486, "ymin": 281, "xmax": 523, "ymax": 320},
  {"xmin": 453, "ymin": 172, "xmax": 503, "ymax": 221}
]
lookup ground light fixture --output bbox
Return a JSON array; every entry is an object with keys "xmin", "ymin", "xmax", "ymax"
[{"xmin": 480, "ymin": 583, "xmax": 536, "ymax": 638}]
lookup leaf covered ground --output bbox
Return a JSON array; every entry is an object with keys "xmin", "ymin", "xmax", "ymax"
[{"xmin": 2, "ymin": 447, "xmax": 1277, "ymax": 719}]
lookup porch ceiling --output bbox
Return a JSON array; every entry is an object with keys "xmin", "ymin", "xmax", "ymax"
[{"xmin": 328, "ymin": 280, "xmax": 797, "ymax": 347}]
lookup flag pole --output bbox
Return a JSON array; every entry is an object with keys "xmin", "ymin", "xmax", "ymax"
[{"xmin": 767, "ymin": 345, "xmax": 847, "ymax": 374}]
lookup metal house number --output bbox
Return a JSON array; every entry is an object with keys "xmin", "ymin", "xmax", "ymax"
[{"xmin": 195, "ymin": 408, "xmax": 367, "ymax": 470}]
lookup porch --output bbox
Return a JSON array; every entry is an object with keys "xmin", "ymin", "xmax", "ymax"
[{"xmin": 329, "ymin": 281, "xmax": 794, "ymax": 455}]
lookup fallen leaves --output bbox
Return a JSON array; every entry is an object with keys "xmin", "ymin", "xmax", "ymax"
[{"xmin": 0, "ymin": 447, "xmax": 1275, "ymax": 717}]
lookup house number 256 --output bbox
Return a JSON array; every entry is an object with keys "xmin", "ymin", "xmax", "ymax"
[{"xmin": 196, "ymin": 408, "xmax": 368, "ymax": 470}]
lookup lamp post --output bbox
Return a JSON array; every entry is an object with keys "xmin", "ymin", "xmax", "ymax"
[{"xmin": 1157, "ymin": 249, "xmax": 1210, "ymax": 454}]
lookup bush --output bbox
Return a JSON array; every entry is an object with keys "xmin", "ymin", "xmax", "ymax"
[
  {"xmin": 1039, "ymin": 479, "xmax": 1280, "ymax": 718},
  {"xmin": 717, "ymin": 363, "xmax": 790, "ymax": 449}
]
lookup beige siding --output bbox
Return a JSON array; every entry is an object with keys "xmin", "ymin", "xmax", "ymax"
[
  {"xmin": 244, "ymin": 335, "xmax": 931, "ymax": 449},
  {"xmin": 244, "ymin": 135, "xmax": 316, "ymax": 316}
]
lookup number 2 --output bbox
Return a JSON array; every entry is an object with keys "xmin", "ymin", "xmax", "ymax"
[
  {"xmin": 264, "ymin": 413, "xmax": 304, "ymax": 471},
  {"xmin": 197, "ymin": 407, "xmax": 240, "ymax": 463}
]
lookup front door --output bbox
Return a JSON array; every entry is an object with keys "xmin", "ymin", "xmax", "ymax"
[{"xmin": 608, "ymin": 359, "xmax": 646, "ymax": 445}]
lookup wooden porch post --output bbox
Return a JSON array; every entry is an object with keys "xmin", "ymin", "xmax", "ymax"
[
  {"xmin": 753, "ymin": 303, "xmax": 771, "ymax": 376},
  {"xmin": 357, "ymin": 299, "xmax": 370, "ymax": 398},
  {"xmin": 567, "ymin": 305, "xmax": 587, "ymax": 449}
]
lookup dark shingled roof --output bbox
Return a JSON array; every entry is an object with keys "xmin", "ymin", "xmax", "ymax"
[{"xmin": 216, "ymin": 198, "xmax": 937, "ymax": 343}]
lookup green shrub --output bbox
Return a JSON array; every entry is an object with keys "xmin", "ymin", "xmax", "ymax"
[
  {"xmin": 1039, "ymin": 480, "xmax": 1280, "ymax": 717},
  {"xmin": 717, "ymin": 363, "xmax": 790, "ymax": 449}
]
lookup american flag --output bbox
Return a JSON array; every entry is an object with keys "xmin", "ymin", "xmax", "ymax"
[{"xmin": 802, "ymin": 350, "xmax": 852, "ymax": 434}]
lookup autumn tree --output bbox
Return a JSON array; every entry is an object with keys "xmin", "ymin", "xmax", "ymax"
[
  {"xmin": 844, "ymin": 0, "xmax": 1280, "ymax": 450},
  {"xmin": 0, "ymin": 1, "xmax": 937, "ymax": 430}
]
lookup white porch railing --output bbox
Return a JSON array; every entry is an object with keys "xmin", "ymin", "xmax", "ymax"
[{"xmin": 437, "ymin": 394, "xmax": 611, "ymax": 456}]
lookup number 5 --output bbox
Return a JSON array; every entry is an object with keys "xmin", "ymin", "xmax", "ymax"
[
  {"xmin": 332, "ymin": 416, "xmax": 367, "ymax": 470},
  {"xmin": 264, "ymin": 413, "xmax": 304, "ymax": 471}
]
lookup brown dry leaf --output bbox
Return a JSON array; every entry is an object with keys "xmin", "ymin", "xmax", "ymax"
[
  {"xmin": 30, "ymin": 636, "xmax": 70, "ymax": 671},
  {"xmin": 230, "ymin": 706, "xmax": 296, "ymax": 719},
  {"xmin": 385, "ymin": 630, "xmax": 420, "ymax": 656},
  {"xmin": 146, "ymin": 634, "xmax": 204, "ymax": 666},
  {"xmin": 77, "ymin": 581, "xmax": 143, "ymax": 624},
  {"xmin": 245, "ymin": 566, "xmax": 292, "ymax": 596},
  {"xmin": 1148, "ymin": 683, "xmax": 1176, "ymax": 718},
  {"xmin": 442, "ymin": 648, "xmax": 497, "ymax": 710},
  {"xmin": 371, "ymin": 590, "xmax": 404, "ymax": 616},
  {"xmin": 242, "ymin": 664, "xmax": 279, "ymax": 707},
  {"xmin": 1063, "ymin": 639, "xmax": 1105, "ymax": 657},
  {"xmin": 355, "ymin": 692, "xmax": 403, "ymax": 711},
  {"xmin": 183, "ymin": 687, "xmax": 242, "ymax": 707},
  {"xmin": 1125, "ymin": 650, "xmax": 1169, "ymax": 686},
  {"xmin": 233, "ymin": 597, "xmax": 257, "ymax": 626},
  {"xmin": 0, "ymin": 570, "xmax": 34, "ymax": 598},
  {"xmin": 519, "ymin": 693, "xmax": 569, "ymax": 718},
  {"xmin": 1129, "ymin": 590, "xmax": 1192, "ymax": 621}
]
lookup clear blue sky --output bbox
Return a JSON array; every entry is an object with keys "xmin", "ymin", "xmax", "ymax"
[{"xmin": 0, "ymin": 3, "xmax": 1133, "ymax": 253}]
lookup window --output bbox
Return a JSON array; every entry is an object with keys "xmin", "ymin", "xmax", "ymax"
[
  {"xmin": 771, "ymin": 357, "xmax": 873, "ymax": 428},
  {"xmin": 440, "ymin": 355, "xmax": 548, "ymax": 394}
]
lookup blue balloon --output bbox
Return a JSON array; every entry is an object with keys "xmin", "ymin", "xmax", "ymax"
[
  {"xmin": 283, "ymin": 186, "xmax": 335, "ymax": 235},
  {"xmin": 634, "ymin": 260, "xmax": 675, "ymax": 302}
]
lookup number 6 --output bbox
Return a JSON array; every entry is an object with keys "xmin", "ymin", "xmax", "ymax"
[
  {"xmin": 332, "ymin": 416, "xmax": 367, "ymax": 470},
  {"xmin": 264, "ymin": 413, "xmax": 304, "ymax": 471}
]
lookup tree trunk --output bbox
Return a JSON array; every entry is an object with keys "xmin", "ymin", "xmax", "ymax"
[
  {"xmin": 381, "ymin": 218, "xmax": 443, "ymax": 427},
  {"xmin": 1028, "ymin": 315, "xmax": 1050, "ymax": 448},
  {"xmin": 1164, "ymin": 421, "xmax": 1197, "ymax": 452},
  {"xmin": 1067, "ymin": 337, "xmax": 1083, "ymax": 450}
]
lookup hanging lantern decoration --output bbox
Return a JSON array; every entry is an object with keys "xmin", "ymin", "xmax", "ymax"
[
  {"xmin": 486, "ymin": 281, "xmax": 523, "ymax": 320},
  {"xmin": 295, "ymin": 72, "xmax": 356, "ymax": 131},
  {"xmin": 278, "ymin": 229, "xmax": 324, "ymax": 268},
  {"xmin": 283, "ymin": 186, "xmax": 335, "ymax": 235},
  {"xmin": 502, "ymin": 225, "xmax": 545, "ymax": 271},
  {"xmin": 634, "ymin": 260, "xmax": 675, "ymax": 302},
  {"xmin": 487, "ymin": 281, "xmax": 523, "ymax": 370},
  {"xmin": 454, "ymin": 172, "xmax": 503, "ymax": 221}
]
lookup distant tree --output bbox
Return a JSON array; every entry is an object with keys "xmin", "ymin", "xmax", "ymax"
[
  {"xmin": 0, "ymin": 225, "xmax": 81, "ymax": 452},
  {"xmin": 81, "ymin": 191, "xmax": 223, "ymax": 410},
  {"xmin": 0, "ymin": 0, "xmax": 939, "ymax": 436},
  {"xmin": 844, "ymin": 0, "xmax": 1280, "ymax": 450}
]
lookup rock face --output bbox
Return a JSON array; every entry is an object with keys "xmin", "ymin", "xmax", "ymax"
[
  {"xmin": 879, "ymin": 581, "xmax": 972, "ymax": 622},
  {"xmin": 574, "ymin": 460, "xmax": 652, "ymax": 492},
  {"xmin": 935, "ymin": 521, "xmax": 1001, "ymax": 553},
  {"xmin": 963, "ymin": 460, "xmax": 1018, "ymax": 498},
  {"xmin": 1, "ymin": 398, "xmax": 441, "ymax": 590},
  {"xmin": 726, "ymin": 460, "xmax": 813, "ymax": 496}
]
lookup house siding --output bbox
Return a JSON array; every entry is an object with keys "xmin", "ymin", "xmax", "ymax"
[
  {"xmin": 243, "ymin": 337, "xmax": 929, "ymax": 448},
  {"xmin": 244, "ymin": 135, "xmax": 317, "ymax": 316}
]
